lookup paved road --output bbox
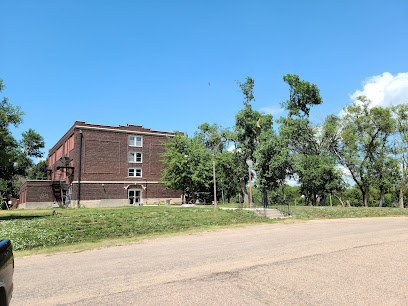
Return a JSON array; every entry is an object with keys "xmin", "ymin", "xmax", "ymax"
[{"xmin": 12, "ymin": 217, "xmax": 408, "ymax": 305}]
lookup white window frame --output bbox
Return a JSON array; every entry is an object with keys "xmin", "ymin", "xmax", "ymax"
[
  {"xmin": 128, "ymin": 152, "xmax": 142, "ymax": 163},
  {"xmin": 129, "ymin": 136, "xmax": 143, "ymax": 147},
  {"xmin": 128, "ymin": 168, "xmax": 142, "ymax": 177}
]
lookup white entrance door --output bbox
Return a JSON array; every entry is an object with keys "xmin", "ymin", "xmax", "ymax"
[{"xmin": 128, "ymin": 189, "xmax": 142, "ymax": 206}]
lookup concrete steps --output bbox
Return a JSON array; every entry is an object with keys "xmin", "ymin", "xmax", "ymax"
[
  {"xmin": 219, "ymin": 207, "xmax": 287, "ymax": 219},
  {"xmin": 254, "ymin": 208, "xmax": 287, "ymax": 219}
]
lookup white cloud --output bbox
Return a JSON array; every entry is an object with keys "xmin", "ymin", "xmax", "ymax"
[
  {"xmin": 227, "ymin": 144, "xmax": 236, "ymax": 152},
  {"xmin": 259, "ymin": 106, "xmax": 284, "ymax": 115},
  {"xmin": 350, "ymin": 72, "xmax": 408, "ymax": 108},
  {"xmin": 286, "ymin": 177, "xmax": 299, "ymax": 186}
]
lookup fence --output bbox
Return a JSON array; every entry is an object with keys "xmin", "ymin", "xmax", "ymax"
[{"xmin": 251, "ymin": 198, "xmax": 291, "ymax": 216}]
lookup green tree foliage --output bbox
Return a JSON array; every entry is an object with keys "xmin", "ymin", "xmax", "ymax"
[
  {"xmin": 368, "ymin": 155, "xmax": 400, "ymax": 207},
  {"xmin": 345, "ymin": 185, "xmax": 363, "ymax": 207},
  {"xmin": 28, "ymin": 159, "xmax": 49, "ymax": 180},
  {"xmin": 296, "ymin": 153, "xmax": 344, "ymax": 206},
  {"xmin": 234, "ymin": 77, "xmax": 274, "ymax": 204},
  {"xmin": 22, "ymin": 128, "xmax": 45, "ymax": 158},
  {"xmin": 278, "ymin": 74, "xmax": 342, "ymax": 205},
  {"xmin": 159, "ymin": 74, "xmax": 406, "ymax": 208},
  {"xmin": 392, "ymin": 104, "xmax": 408, "ymax": 208},
  {"xmin": 160, "ymin": 133, "xmax": 212, "ymax": 201},
  {"xmin": 281, "ymin": 74, "xmax": 323, "ymax": 118},
  {"xmin": 196, "ymin": 122, "xmax": 230, "ymax": 152},
  {"xmin": 324, "ymin": 97, "xmax": 395, "ymax": 207},
  {"xmin": 278, "ymin": 74, "xmax": 323, "ymax": 150},
  {"xmin": 196, "ymin": 123, "xmax": 240, "ymax": 203},
  {"xmin": 253, "ymin": 129, "xmax": 292, "ymax": 206},
  {"xmin": 214, "ymin": 151, "xmax": 241, "ymax": 203},
  {"xmin": 236, "ymin": 77, "xmax": 255, "ymax": 107},
  {"xmin": 0, "ymin": 79, "xmax": 44, "ymax": 200},
  {"xmin": 235, "ymin": 77, "xmax": 272, "ymax": 157}
]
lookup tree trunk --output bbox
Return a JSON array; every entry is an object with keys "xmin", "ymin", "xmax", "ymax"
[
  {"xmin": 378, "ymin": 188, "xmax": 385, "ymax": 207},
  {"xmin": 239, "ymin": 176, "xmax": 249, "ymax": 204},
  {"xmin": 399, "ymin": 172, "xmax": 406, "ymax": 208},
  {"xmin": 261, "ymin": 191, "xmax": 268, "ymax": 208},
  {"xmin": 282, "ymin": 185, "xmax": 285, "ymax": 202},
  {"xmin": 346, "ymin": 200, "xmax": 351, "ymax": 207},
  {"xmin": 329, "ymin": 194, "xmax": 332, "ymax": 207},
  {"xmin": 362, "ymin": 185, "xmax": 369, "ymax": 207},
  {"xmin": 306, "ymin": 193, "xmax": 312, "ymax": 206},
  {"xmin": 398, "ymin": 187, "xmax": 404, "ymax": 208},
  {"xmin": 311, "ymin": 193, "xmax": 317, "ymax": 206},
  {"xmin": 320, "ymin": 194, "xmax": 326, "ymax": 206}
]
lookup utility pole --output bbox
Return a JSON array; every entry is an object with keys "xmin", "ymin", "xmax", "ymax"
[
  {"xmin": 212, "ymin": 141, "xmax": 224, "ymax": 209},
  {"xmin": 213, "ymin": 160, "xmax": 217, "ymax": 208}
]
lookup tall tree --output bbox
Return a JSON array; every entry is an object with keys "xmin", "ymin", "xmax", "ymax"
[
  {"xmin": 392, "ymin": 104, "xmax": 408, "ymax": 208},
  {"xmin": 368, "ymin": 155, "xmax": 400, "ymax": 207},
  {"xmin": 160, "ymin": 133, "xmax": 212, "ymax": 201},
  {"xmin": 253, "ymin": 128, "xmax": 292, "ymax": 207},
  {"xmin": 324, "ymin": 97, "xmax": 395, "ymax": 207},
  {"xmin": 234, "ymin": 77, "xmax": 274, "ymax": 204},
  {"xmin": 0, "ymin": 79, "xmax": 44, "ymax": 200},
  {"xmin": 277, "ymin": 74, "xmax": 341, "ymax": 205}
]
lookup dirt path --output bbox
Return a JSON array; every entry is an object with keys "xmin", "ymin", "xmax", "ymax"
[{"xmin": 12, "ymin": 217, "xmax": 408, "ymax": 305}]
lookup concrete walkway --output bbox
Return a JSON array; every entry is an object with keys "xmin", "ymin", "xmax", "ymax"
[{"xmin": 219, "ymin": 207, "xmax": 286, "ymax": 219}]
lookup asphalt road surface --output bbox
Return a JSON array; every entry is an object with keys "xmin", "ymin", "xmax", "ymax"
[{"xmin": 12, "ymin": 217, "xmax": 408, "ymax": 305}]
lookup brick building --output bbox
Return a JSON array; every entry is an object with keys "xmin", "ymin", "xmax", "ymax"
[{"xmin": 19, "ymin": 121, "xmax": 181, "ymax": 208}]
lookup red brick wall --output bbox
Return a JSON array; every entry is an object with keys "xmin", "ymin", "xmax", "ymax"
[
  {"xmin": 72, "ymin": 128, "xmax": 170, "ymax": 182},
  {"xmin": 20, "ymin": 181, "xmax": 54, "ymax": 203},
  {"xmin": 72, "ymin": 183, "xmax": 126, "ymax": 201},
  {"xmin": 71, "ymin": 183, "xmax": 181, "ymax": 201}
]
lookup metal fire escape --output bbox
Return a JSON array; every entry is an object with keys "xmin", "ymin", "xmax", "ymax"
[{"xmin": 51, "ymin": 156, "xmax": 74, "ymax": 207}]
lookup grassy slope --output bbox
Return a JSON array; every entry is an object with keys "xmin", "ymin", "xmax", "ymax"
[
  {"xmin": 284, "ymin": 205, "xmax": 408, "ymax": 219},
  {"xmin": 1, "ymin": 205, "xmax": 407, "ymax": 255},
  {"xmin": 0, "ymin": 206, "xmax": 271, "ymax": 254}
]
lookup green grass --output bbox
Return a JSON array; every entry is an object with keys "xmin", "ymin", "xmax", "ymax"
[
  {"xmin": 2, "ymin": 205, "xmax": 407, "ymax": 255},
  {"xmin": 278, "ymin": 205, "xmax": 408, "ymax": 219},
  {"xmin": 0, "ymin": 206, "xmax": 271, "ymax": 252}
]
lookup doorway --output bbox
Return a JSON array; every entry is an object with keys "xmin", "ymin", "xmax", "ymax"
[{"xmin": 128, "ymin": 189, "xmax": 142, "ymax": 206}]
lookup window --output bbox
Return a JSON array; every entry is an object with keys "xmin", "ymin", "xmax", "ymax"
[
  {"xmin": 128, "ymin": 152, "xmax": 142, "ymax": 163},
  {"xmin": 128, "ymin": 168, "xmax": 142, "ymax": 177},
  {"xmin": 129, "ymin": 136, "xmax": 143, "ymax": 147}
]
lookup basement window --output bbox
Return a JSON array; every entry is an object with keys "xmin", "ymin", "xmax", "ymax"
[
  {"xmin": 129, "ymin": 136, "xmax": 143, "ymax": 147},
  {"xmin": 129, "ymin": 152, "xmax": 142, "ymax": 163},
  {"xmin": 128, "ymin": 168, "xmax": 142, "ymax": 177}
]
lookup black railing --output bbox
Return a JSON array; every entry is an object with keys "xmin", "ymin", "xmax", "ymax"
[{"xmin": 274, "ymin": 200, "xmax": 291, "ymax": 216}]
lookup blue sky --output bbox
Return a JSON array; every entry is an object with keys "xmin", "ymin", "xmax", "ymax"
[{"xmin": 1, "ymin": 1, "xmax": 408, "ymax": 159}]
